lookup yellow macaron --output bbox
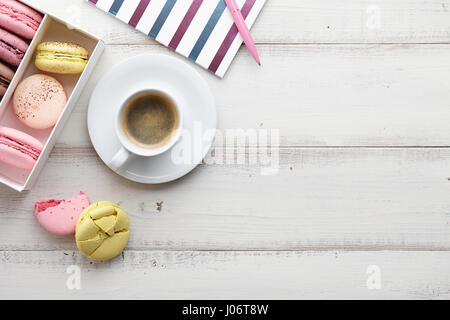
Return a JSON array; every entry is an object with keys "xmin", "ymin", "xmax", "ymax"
[
  {"xmin": 76, "ymin": 201, "xmax": 130, "ymax": 261},
  {"xmin": 35, "ymin": 41, "xmax": 89, "ymax": 74}
]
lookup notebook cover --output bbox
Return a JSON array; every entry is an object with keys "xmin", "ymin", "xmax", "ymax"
[{"xmin": 87, "ymin": 0, "xmax": 266, "ymax": 77}]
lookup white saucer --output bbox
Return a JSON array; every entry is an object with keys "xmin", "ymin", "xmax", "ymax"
[{"xmin": 87, "ymin": 54, "xmax": 216, "ymax": 184}]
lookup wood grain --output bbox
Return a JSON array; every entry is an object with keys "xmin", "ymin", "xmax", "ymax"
[
  {"xmin": 1, "ymin": 147, "xmax": 449, "ymax": 251},
  {"xmin": 1, "ymin": 0, "xmax": 448, "ymax": 299},
  {"xmin": 25, "ymin": 0, "xmax": 450, "ymax": 44},
  {"xmin": 1, "ymin": 250, "xmax": 449, "ymax": 299},
  {"xmin": 49, "ymin": 43, "xmax": 450, "ymax": 147}
]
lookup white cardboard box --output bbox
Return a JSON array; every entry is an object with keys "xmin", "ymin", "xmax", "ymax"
[{"xmin": 0, "ymin": 1, "xmax": 104, "ymax": 192}]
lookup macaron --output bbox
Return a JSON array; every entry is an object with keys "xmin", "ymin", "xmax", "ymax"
[
  {"xmin": 76, "ymin": 202, "xmax": 130, "ymax": 261},
  {"xmin": 13, "ymin": 74, "xmax": 67, "ymax": 129},
  {"xmin": 0, "ymin": 0, "xmax": 42, "ymax": 39},
  {"xmin": 35, "ymin": 42, "xmax": 89, "ymax": 74},
  {"xmin": 0, "ymin": 61, "xmax": 14, "ymax": 96},
  {"xmin": 0, "ymin": 126, "xmax": 43, "ymax": 170},
  {"xmin": 35, "ymin": 192, "xmax": 90, "ymax": 236},
  {"xmin": 0, "ymin": 27, "xmax": 28, "ymax": 67}
]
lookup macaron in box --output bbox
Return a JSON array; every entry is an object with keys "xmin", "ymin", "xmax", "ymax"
[
  {"xmin": 0, "ymin": 0, "xmax": 42, "ymax": 39},
  {"xmin": 0, "ymin": 0, "xmax": 104, "ymax": 191}
]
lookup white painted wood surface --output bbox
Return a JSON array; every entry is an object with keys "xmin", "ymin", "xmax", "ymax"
[
  {"xmin": 1, "ymin": 0, "xmax": 450, "ymax": 299},
  {"xmin": 2, "ymin": 251, "xmax": 450, "ymax": 299}
]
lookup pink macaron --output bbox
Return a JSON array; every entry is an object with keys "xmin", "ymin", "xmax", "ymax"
[
  {"xmin": 13, "ymin": 74, "xmax": 67, "ymax": 129},
  {"xmin": 0, "ymin": 0, "xmax": 42, "ymax": 40},
  {"xmin": 0, "ymin": 27, "xmax": 28, "ymax": 67},
  {"xmin": 35, "ymin": 192, "xmax": 90, "ymax": 235},
  {"xmin": 0, "ymin": 126, "xmax": 43, "ymax": 170}
]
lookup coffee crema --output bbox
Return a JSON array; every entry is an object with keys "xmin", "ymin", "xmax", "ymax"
[{"xmin": 122, "ymin": 92, "xmax": 178, "ymax": 149}]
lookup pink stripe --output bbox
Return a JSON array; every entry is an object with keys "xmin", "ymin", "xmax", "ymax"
[
  {"xmin": 168, "ymin": 0, "xmax": 203, "ymax": 50},
  {"xmin": 208, "ymin": 0, "xmax": 256, "ymax": 73},
  {"xmin": 88, "ymin": 0, "xmax": 99, "ymax": 4},
  {"xmin": 128, "ymin": 0, "xmax": 151, "ymax": 28}
]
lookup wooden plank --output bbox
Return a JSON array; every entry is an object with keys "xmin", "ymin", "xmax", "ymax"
[
  {"xmin": 1, "ymin": 147, "xmax": 450, "ymax": 251},
  {"xmin": 1, "ymin": 250, "xmax": 449, "ymax": 299},
  {"xmin": 54, "ymin": 44, "xmax": 450, "ymax": 147},
  {"xmin": 2, "ymin": 1, "xmax": 448, "ymax": 299},
  {"xmin": 26, "ymin": 0, "xmax": 450, "ymax": 44}
]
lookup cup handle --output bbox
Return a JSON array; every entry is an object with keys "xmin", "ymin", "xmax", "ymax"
[{"xmin": 108, "ymin": 147, "xmax": 130, "ymax": 172}]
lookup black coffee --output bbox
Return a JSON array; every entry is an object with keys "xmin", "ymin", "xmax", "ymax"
[{"xmin": 122, "ymin": 92, "xmax": 178, "ymax": 149}]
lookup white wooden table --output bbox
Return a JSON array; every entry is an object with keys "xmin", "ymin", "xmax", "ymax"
[{"xmin": 1, "ymin": 0, "xmax": 450, "ymax": 299}]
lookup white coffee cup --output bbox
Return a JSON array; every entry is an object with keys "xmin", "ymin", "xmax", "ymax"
[{"xmin": 108, "ymin": 89, "xmax": 183, "ymax": 172}]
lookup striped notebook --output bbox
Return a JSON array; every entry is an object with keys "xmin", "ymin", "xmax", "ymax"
[{"xmin": 87, "ymin": 0, "xmax": 266, "ymax": 77}]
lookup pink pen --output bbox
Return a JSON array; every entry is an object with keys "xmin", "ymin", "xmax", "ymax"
[{"xmin": 224, "ymin": 0, "xmax": 261, "ymax": 65}]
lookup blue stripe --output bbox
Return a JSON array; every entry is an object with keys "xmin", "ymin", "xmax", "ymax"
[
  {"xmin": 149, "ymin": 0, "xmax": 177, "ymax": 39},
  {"xmin": 188, "ymin": 0, "xmax": 227, "ymax": 62},
  {"xmin": 109, "ymin": 0, "xmax": 125, "ymax": 16}
]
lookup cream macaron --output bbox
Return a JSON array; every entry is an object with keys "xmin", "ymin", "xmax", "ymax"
[{"xmin": 13, "ymin": 74, "xmax": 67, "ymax": 129}]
